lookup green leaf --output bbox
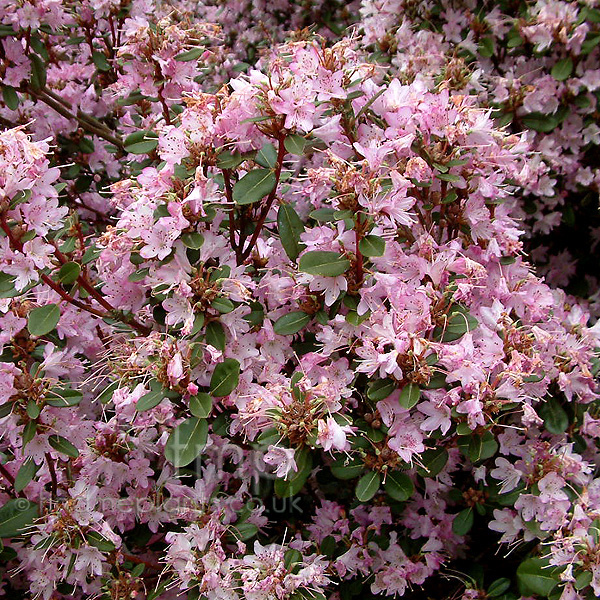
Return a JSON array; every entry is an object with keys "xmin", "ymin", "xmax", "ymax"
[
  {"xmin": 216, "ymin": 150, "xmax": 243, "ymax": 170},
  {"xmin": 57, "ymin": 262, "xmax": 81, "ymax": 285},
  {"xmin": 181, "ymin": 232, "xmax": 204, "ymax": 249},
  {"xmin": 124, "ymin": 131, "xmax": 158, "ymax": 154},
  {"xmin": 0, "ymin": 272, "xmax": 18, "ymax": 299},
  {"xmin": 174, "ymin": 47, "xmax": 204, "ymax": 61},
  {"xmin": 26, "ymin": 401, "xmax": 40, "ymax": 420},
  {"xmin": 30, "ymin": 54, "xmax": 46, "ymax": 90},
  {"xmin": 233, "ymin": 169, "xmax": 276, "ymax": 205},
  {"xmin": 478, "ymin": 37, "xmax": 495, "ymax": 58},
  {"xmin": 164, "ymin": 417, "xmax": 208, "ymax": 467},
  {"xmin": 48, "ymin": 435, "xmax": 79, "ymax": 458},
  {"xmin": 136, "ymin": 385, "xmax": 165, "ymax": 412},
  {"xmin": 488, "ymin": 578, "xmax": 511, "ymax": 598},
  {"xmin": 209, "ymin": 358, "xmax": 240, "ymax": 397},
  {"xmin": 298, "ymin": 251, "xmax": 350, "ymax": 277},
  {"xmin": 538, "ymin": 397, "xmax": 569, "ymax": 435},
  {"xmin": 452, "ymin": 508, "xmax": 474, "ymax": 535},
  {"xmin": 205, "ymin": 321, "xmax": 226, "ymax": 351},
  {"xmin": 189, "ymin": 393, "xmax": 212, "ymax": 418},
  {"xmin": 356, "ymin": 471, "xmax": 381, "ymax": 502},
  {"xmin": 87, "ymin": 530, "xmax": 116, "ymax": 552},
  {"xmin": 551, "ymin": 57, "xmax": 573, "ymax": 81},
  {"xmin": 309, "ymin": 208, "xmax": 336, "ymax": 221},
  {"xmin": 255, "ymin": 143, "xmax": 278, "ymax": 168},
  {"xmin": 367, "ymin": 378, "xmax": 395, "ymax": 401},
  {"xmin": 92, "ymin": 51, "xmax": 110, "ymax": 71},
  {"xmin": 521, "ymin": 112, "xmax": 559, "ymax": 133},
  {"xmin": 273, "ymin": 311, "xmax": 310, "ymax": 335},
  {"xmin": 257, "ymin": 427, "xmax": 280, "ymax": 446},
  {"xmin": 2, "ymin": 85, "xmax": 19, "ymax": 110},
  {"xmin": 517, "ymin": 558, "xmax": 559, "ymax": 598},
  {"xmin": 277, "ymin": 203, "xmax": 305, "ymax": 261},
  {"xmin": 433, "ymin": 305, "xmax": 478, "ymax": 342},
  {"xmin": 398, "ymin": 383, "xmax": 420, "ymax": 409},
  {"xmin": 27, "ymin": 304, "xmax": 60, "ymax": 336},
  {"xmin": 211, "ymin": 297, "xmax": 234, "ymax": 314},
  {"xmin": 22, "ymin": 421, "xmax": 37, "ymax": 446},
  {"xmin": 459, "ymin": 430, "xmax": 498, "ymax": 463},
  {"xmin": 14, "ymin": 458, "xmax": 38, "ymax": 494},
  {"xmin": 0, "ymin": 499, "xmax": 38, "ymax": 538},
  {"xmin": 416, "ymin": 447, "xmax": 449, "ymax": 477},
  {"xmin": 284, "ymin": 134, "xmax": 306, "ymax": 155},
  {"xmin": 331, "ymin": 458, "xmax": 364, "ymax": 480},
  {"xmin": 359, "ymin": 235, "xmax": 385, "ymax": 257},
  {"xmin": 385, "ymin": 471, "xmax": 414, "ymax": 501},
  {"xmin": 45, "ymin": 387, "xmax": 83, "ymax": 408},
  {"xmin": 229, "ymin": 522, "xmax": 258, "ymax": 541}
]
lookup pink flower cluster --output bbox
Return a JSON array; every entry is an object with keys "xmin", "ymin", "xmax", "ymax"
[{"xmin": 0, "ymin": 3, "xmax": 598, "ymax": 600}]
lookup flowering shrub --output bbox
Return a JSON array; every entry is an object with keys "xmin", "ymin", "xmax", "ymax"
[
  {"xmin": 357, "ymin": 0, "xmax": 600, "ymax": 309},
  {"xmin": 0, "ymin": 3, "xmax": 599, "ymax": 600}
]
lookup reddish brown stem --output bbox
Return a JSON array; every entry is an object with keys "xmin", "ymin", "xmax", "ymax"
[
  {"xmin": 239, "ymin": 135, "xmax": 287, "ymax": 263},
  {"xmin": 45, "ymin": 453, "xmax": 58, "ymax": 499},
  {"xmin": 0, "ymin": 215, "xmax": 151, "ymax": 335}
]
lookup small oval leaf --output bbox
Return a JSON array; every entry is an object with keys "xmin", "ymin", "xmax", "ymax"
[
  {"xmin": 210, "ymin": 358, "xmax": 240, "ymax": 397},
  {"xmin": 28, "ymin": 304, "xmax": 60, "ymax": 337}
]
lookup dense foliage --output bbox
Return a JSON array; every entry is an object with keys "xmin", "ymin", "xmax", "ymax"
[{"xmin": 0, "ymin": 2, "xmax": 599, "ymax": 600}]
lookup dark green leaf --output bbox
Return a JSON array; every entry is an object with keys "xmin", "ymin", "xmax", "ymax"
[
  {"xmin": 298, "ymin": 251, "xmax": 350, "ymax": 277},
  {"xmin": 45, "ymin": 387, "xmax": 83, "ymax": 408},
  {"xmin": 48, "ymin": 435, "xmax": 79, "ymax": 458},
  {"xmin": 14, "ymin": 458, "xmax": 38, "ymax": 494},
  {"xmin": 2, "ymin": 86, "xmax": 19, "ymax": 110},
  {"xmin": 359, "ymin": 235, "xmax": 385, "ymax": 257},
  {"xmin": 209, "ymin": 358, "xmax": 240, "ymax": 397},
  {"xmin": 181, "ymin": 232, "xmax": 204, "ymax": 249},
  {"xmin": 398, "ymin": 383, "xmax": 420, "ymax": 409},
  {"xmin": 87, "ymin": 530, "xmax": 116, "ymax": 551},
  {"xmin": 205, "ymin": 321, "xmax": 226, "ymax": 351},
  {"xmin": 517, "ymin": 558, "xmax": 559, "ymax": 598},
  {"xmin": 233, "ymin": 169, "xmax": 276, "ymax": 205},
  {"xmin": 216, "ymin": 150, "xmax": 243, "ymax": 170},
  {"xmin": 433, "ymin": 305, "xmax": 478, "ymax": 342},
  {"xmin": 478, "ymin": 37, "xmax": 495, "ymax": 58},
  {"xmin": 452, "ymin": 508, "xmax": 474, "ymax": 535},
  {"xmin": 331, "ymin": 458, "xmax": 364, "ymax": 480},
  {"xmin": 174, "ymin": 47, "xmax": 204, "ymax": 62},
  {"xmin": 521, "ymin": 113, "xmax": 559, "ymax": 133},
  {"xmin": 27, "ymin": 304, "xmax": 60, "ymax": 336},
  {"xmin": 538, "ymin": 397, "xmax": 569, "ymax": 435},
  {"xmin": 416, "ymin": 447, "xmax": 449, "ymax": 477},
  {"xmin": 0, "ymin": 272, "xmax": 18, "ymax": 299},
  {"xmin": 164, "ymin": 417, "xmax": 208, "ymax": 467},
  {"xmin": 277, "ymin": 203, "xmax": 305, "ymax": 261},
  {"xmin": 385, "ymin": 471, "xmax": 414, "ymax": 501},
  {"xmin": 255, "ymin": 143, "xmax": 278, "ymax": 168},
  {"xmin": 189, "ymin": 393, "xmax": 212, "ymax": 418},
  {"xmin": 273, "ymin": 311, "xmax": 310, "ymax": 335},
  {"xmin": 58, "ymin": 262, "xmax": 81, "ymax": 285},
  {"xmin": 92, "ymin": 51, "xmax": 110, "ymax": 71},
  {"xmin": 488, "ymin": 578, "xmax": 511, "ymax": 598},
  {"xmin": 367, "ymin": 378, "xmax": 395, "ymax": 401},
  {"xmin": 30, "ymin": 54, "xmax": 46, "ymax": 90},
  {"xmin": 284, "ymin": 134, "xmax": 306, "ymax": 155},
  {"xmin": 356, "ymin": 471, "xmax": 381, "ymax": 502},
  {"xmin": 211, "ymin": 297, "xmax": 234, "ymax": 314},
  {"xmin": 0, "ymin": 499, "xmax": 38, "ymax": 538},
  {"xmin": 136, "ymin": 386, "xmax": 165, "ymax": 412},
  {"xmin": 551, "ymin": 57, "xmax": 573, "ymax": 81}
]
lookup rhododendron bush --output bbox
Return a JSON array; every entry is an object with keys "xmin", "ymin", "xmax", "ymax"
[{"xmin": 0, "ymin": 1, "xmax": 599, "ymax": 600}]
